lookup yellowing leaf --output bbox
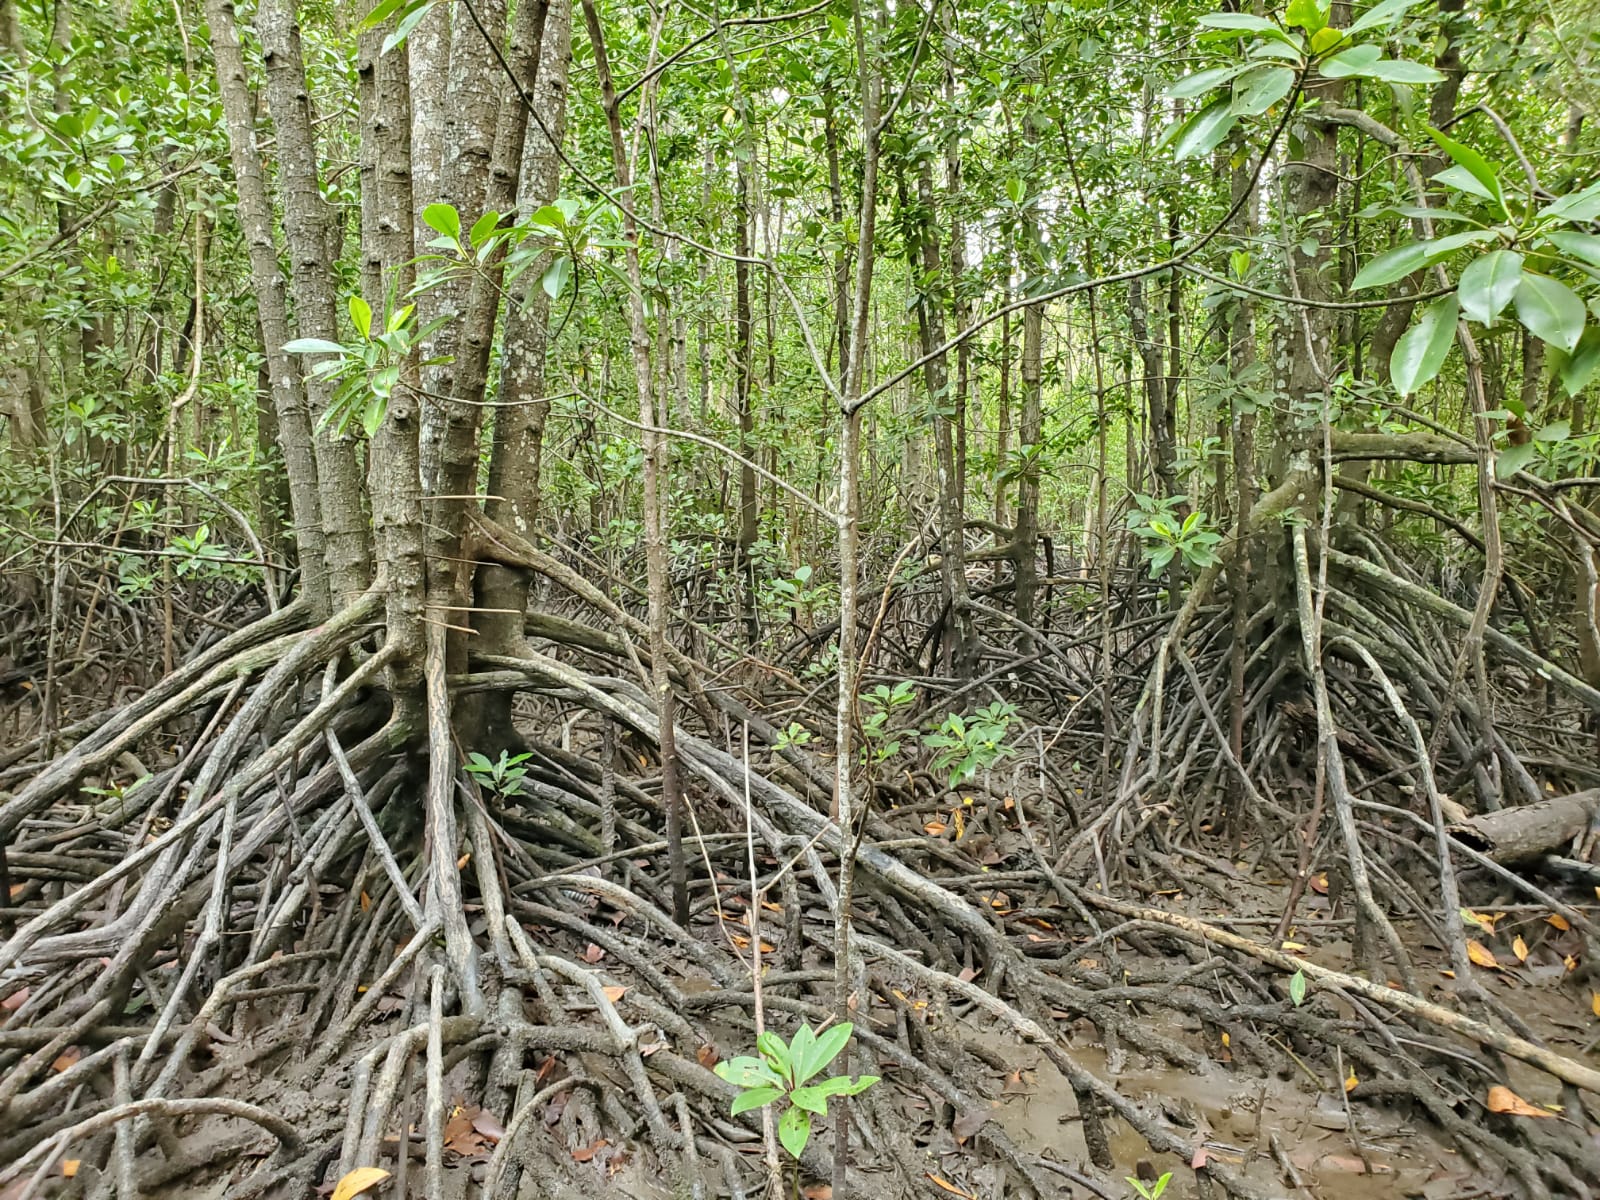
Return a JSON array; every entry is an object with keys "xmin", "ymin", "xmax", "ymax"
[
  {"xmin": 1467, "ymin": 940, "xmax": 1500, "ymax": 970},
  {"xmin": 359, "ymin": 890, "xmax": 371, "ymax": 913},
  {"xmin": 1512, "ymin": 935, "xmax": 1529, "ymax": 963},
  {"xmin": 1485, "ymin": 1085, "xmax": 1555, "ymax": 1118},
  {"xmin": 601, "ymin": 985, "xmax": 628, "ymax": 1003},
  {"xmin": 1220, "ymin": 1031, "xmax": 1230, "ymax": 1047},
  {"xmin": 1547, "ymin": 913, "xmax": 1571, "ymax": 931},
  {"xmin": 1461, "ymin": 909, "xmax": 1497, "ymax": 933},
  {"xmin": 1344, "ymin": 1071, "xmax": 1358, "ymax": 1093},
  {"xmin": 1591, "ymin": 991, "xmax": 1600, "ymax": 1019},
  {"xmin": 924, "ymin": 1175, "xmax": 977, "ymax": 1199},
  {"xmin": 62, "ymin": 1161, "xmax": 80, "ymax": 1178},
  {"xmin": 331, "ymin": 1167, "xmax": 391, "ymax": 1200}
]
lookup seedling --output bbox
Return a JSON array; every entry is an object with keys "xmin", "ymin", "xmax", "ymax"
[
  {"xmin": 714, "ymin": 1022, "xmax": 879, "ymax": 1162},
  {"xmin": 463, "ymin": 750, "xmax": 532, "ymax": 800},
  {"xmin": 1127, "ymin": 1171, "xmax": 1173, "ymax": 1200}
]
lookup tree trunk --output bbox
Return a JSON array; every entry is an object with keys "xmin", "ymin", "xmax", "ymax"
[{"xmin": 202, "ymin": 0, "xmax": 329, "ymax": 617}]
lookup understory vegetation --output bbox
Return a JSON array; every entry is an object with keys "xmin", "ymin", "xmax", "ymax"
[{"xmin": 5, "ymin": 0, "xmax": 1600, "ymax": 1196}]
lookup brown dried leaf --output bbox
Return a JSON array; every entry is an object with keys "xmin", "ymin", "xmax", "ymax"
[
  {"xmin": 571, "ymin": 1137, "xmax": 609, "ymax": 1163},
  {"xmin": 471, "ymin": 1110, "xmax": 506, "ymax": 1142},
  {"xmin": 1, "ymin": 987, "xmax": 29, "ymax": 1012},
  {"xmin": 696, "ymin": 1044, "xmax": 720, "ymax": 1069},
  {"xmin": 51, "ymin": 1046, "xmax": 81, "ymax": 1073},
  {"xmin": 951, "ymin": 1104, "xmax": 994, "ymax": 1144},
  {"xmin": 601, "ymin": 985, "xmax": 628, "ymax": 1004},
  {"xmin": 924, "ymin": 1175, "xmax": 977, "ymax": 1199},
  {"xmin": 1486, "ymin": 1085, "xmax": 1555, "ymax": 1118},
  {"xmin": 581, "ymin": 943, "xmax": 605, "ymax": 964}
]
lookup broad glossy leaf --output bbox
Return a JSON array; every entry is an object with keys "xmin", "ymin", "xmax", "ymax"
[
  {"xmin": 805, "ymin": 1022, "xmax": 853, "ymax": 1084},
  {"xmin": 1539, "ymin": 179, "xmax": 1600, "ymax": 224},
  {"xmin": 469, "ymin": 209, "xmax": 500, "ymax": 248},
  {"xmin": 789, "ymin": 1024, "xmax": 818, "ymax": 1083},
  {"xmin": 1456, "ymin": 250, "xmax": 1523, "ymax": 325},
  {"xmin": 1391, "ymin": 295, "xmax": 1459, "ymax": 395},
  {"xmin": 730, "ymin": 1086, "xmax": 783, "ymax": 1116},
  {"xmin": 382, "ymin": 1, "xmax": 435, "ymax": 54},
  {"xmin": 1347, "ymin": 0, "xmax": 1427, "ymax": 35},
  {"xmin": 423, "ymin": 202, "xmax": 461, "ymax": 240},
  {"xmin": 1286, "ymin": 0, "xmax": 1330, "ymax": 34},
  {"xmin": 715, "ymin": 1055, "xmax": 784, "ymax": 1089},
  {"xmin": 349, "ymin": 295, "xmax": 373, "ymax": 339},
  {"xmin": 1166, "ymin": 65, "xmax": 1245, "ymax": 100},
  {"xmin": 284, "ymin": 338, "xmax": 347, "ymax": 355},
  {"xmin": 1232, "ymin": 67, "xmax": 1295, "ymax": 116},
  {"xmin": 1166, "ymin": 101, "xmax": 1238, "ymax": 162},
  {"xmin": 778, "ymin": 1104, "xmax": 811, "ymax": 1159},
  {"xmin": 1543, "ymin": 231, "xmax": 1600, "ymax": 269},
  {"xmin": 1427, "ymin": 127, "xmax": 1504, "ymax": 210},
  {"xmin": 1320, "ymin": 44, "xmax": 1443, "ymax": 83},
  {"xmin": 757, "ymin": 1031, "xmax": 793, "ymax": 1081},
  {"xmin": 1351, "ymin": 240, "xmax": 1429, "ymax": 290},
  {"xmin": 1495, "ymin": 440, "xmax": 1537, "ymax": 478},
  {"xmin": 1558, "ymin": 328, "xmax": 1600, "ymax": 397},
  {"xmin": 1434, "ymin": 165, "xmax": 1496, "ymax": 203},
  {"xmin": 1515, "ymin": 270, "xmax": 1587, "ymax": 353}
]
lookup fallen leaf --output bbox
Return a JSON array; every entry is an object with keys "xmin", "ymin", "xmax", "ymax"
[
  {"xmin": 696, "ymin": 1044, "xmax": 720, "ymax": 1069},
  {"xmin": 1, "ymin": 988, "xmax": 29, "ymax": 1012},
  {"xmin": 471, "ymin": 1110, "xmax": 506, "ymax": 1141},
  {"xmin": 1513, "ymin": 935, "xmax": 1530, "ymax": 963},
  {"xmin": 1591, "ymin": 992, "xmax": 1600, "ymax": 1019},
  {"xmin": 923, "ymin": 820, "xmax": 947, "ymax": 835},
  {"xmin": 571, "ymin": 1137, "xmax": 609, "ymax": 1163},
  {"xmin": 582, "ymin": 943, "xmax": 605, "ymax": 964},
  {"xmin": 1547, "ymin": 913, "xmax": 1571, "ymax": 932},
  {"xmin": 1565, "ymin": 954, "xmax": 1578, "ymax": 972},
  {"xmin": 801, "ymin": 1186, "xmax": 833, "ymax": 1200},
  {"xmin": 331, "ymin": 1167, "xmax": 391, "ymax": 1200},
  {"xmin": 1309, "ymin": 873, "xmax": 1329, "ymax": 895},
  {"xmin": 1317, "ymin": 1155, "xmax": 1391, "ymax": 1174},
  {"xmin": 61, "ymin": 1162, "xmax": 79, "ymax": 1179},
  {"xmin": 359, "ymin": 890, "xmax": 371, "ymax": 913},
  {"xmin": 1486, "ymin": 1085, "xmax": 1555, "ymax": 1118},
  {"xmin": 924, "ymin": 1174, "xmax": 977, "ymax": 1199},
  {"xmin": 951, "ymin": 1104, "xmax": 994, "ymax": 1143},
  {"xmin": 456, "ymin": 852, "xmax": 471, "ymax": 870},
  {"xmin": 601, "ymin": 985, "xmax": 628, "ymax": 1004},
  {"xmin": 1467, "ymin": 940, "xmax": 1500, "ymax": 970},
  {"xmin": 1191, "ymin": 1146, "xmax": 1211, "ymax": 1168},
  {"xmin": 51, "ymin": 1046, "xmax": 81, "ymax": 1073},
  {"xmin": 1344, "ymin": 1071, "xmax": 1358, "ymax": 1093},
  {"xmin": 957, "ymin": 965, "xmax": 981, "ymax": 983},
  {"xmin": 1461, "ymin": 908, "xmax": 1498, "ymax": 934}
]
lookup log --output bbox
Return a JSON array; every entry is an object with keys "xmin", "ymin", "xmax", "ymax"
[{"xmin": 1448, "ymin": 789, "xmax": 1600, "ymax": 863}]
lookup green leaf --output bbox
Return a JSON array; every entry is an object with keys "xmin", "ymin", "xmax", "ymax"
[
  {"xmin": 1421, "ymin": 229, "xmax": 1496, "ymax": 261},
  {"xmin": 361, "ymin": 393, "xmax": 388, "ymax": 437},
  {"xmin": 1534, "ymin": 420, "xmax": 1571, "ymax": 443},
  {"xmin": 789, "ymin": 1085, "xmax": 832, "ymax": 1114},
  {"xmin": 349, "ymin": 295, "xmax": 373, "ymax": 339},
  {"xmin": 1391, "ymin": 295, "xmax": 1459, "ymax": 395},
  {"xmin": 798, "ymin": 1074, "xmax": 879, "ymax": 1103},
  {"xmin": 1558, "ymin": 327, "xmax": 1600, "ymax": 397},
  {"xmin": 1321, "ymin": 45, "xmax": 1443, "ymax": 82},
  {"xmin": 469, "ymin": 209, "xmax": 501, "ymax": 248},
  {"xmin": 382, "ymin": 1, "xmax": 435, "ymax": 54},
  {"xmin": 1515, "ymin": 270, "xmax": 1587, "ymax": 353},
  {"xmin": 1307, "ymin": 26, "xmax": 1343, "ymax": 54},
  {"xmin": 422, "ymin": 202, "xmax": 461, "ymax": 241},
  {"xmin": 1495, "ymin": 440, "xmax": 1537, "ymax": 478},
  {"xmin": 1351, "ymin": 240, "xmax": 1429, "ymax": 290},
  {"xmin": 358, "ymin": 0, "xmax": 407, "ymax": 31},
  {"xmin": 1196, "ymin": 12, "xmax": 1299, "ymax": 47},
  {"xmin": 1286, "ymin": 0, "xmax": 1330, "ymax": 34},
  {"xmin": 541, "ymin": 255, "xmax": 572, "ymax": 300},
  {"xmin": 778, "ymin": 1104, "xmax": 811, "ymax": 1159},
  {"xmin": 1542, "ymin": 231, "xmax": 1600, "ymax": 269},
  {"xmin": 715, "ymin": 1056, "xmax": 785, "ymax": 1089},
  {"xmin": 730, "ymin": 1086, "xmax": 783, "ymax": 1116},
  {"xmin": 1289, "ymin": 969, "xmax": 1307, "ymax": 1006},
  {"xmin": 757, "ymin": 1031, "xmax": 793, "ymax": 1082},
  {"xmin": 804, "ymin": 1022, "xmax": 852, "ymax": 1084},
  {"xmin": 1166, "ymin": 101, "xmax": 1238, "ymax": 162},
  {"xmin": 284, "ymin": 338, "xmax": 347, "ymax": 355},
  {"xmin": 1456, "ymin": 250, "xmax": 1523, "ymax": 325},
  {"xmin": 1232, "ymin": 67, "xmax": 1295, "ymax": 116},
  {"xmin": 1538, "ymin": 179, "xmax": 1600, "ymax": 224},
  {"xmin": 1165, "ymin": 65, "xmax": 1246, "ymax": 100},
  {"xmin": 1347, "ymin": 0, "xmax": 1427, "ymax": 35},
  {"xmin": 789, "ymin": 1024, "xmax": 818, "ymax": 1084},
  {"xmin": 1426, "ymin": 127, "xmax": 1504, "ymax": 211},
  {"xmin": 1433, "ymin": 165, "xmax": 1496, "ymax": 203}
]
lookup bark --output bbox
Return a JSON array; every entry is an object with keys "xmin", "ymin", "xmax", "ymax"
[
  {"xmin": 357, "ymin": 11, "xmax": 427, "ymax": 710},
  {"xmin": 258, "ymin": 0, "xmax": 373, "ymax": 607},
  {"xmin": 202, "ymin": 0, "xmax": 328, "ymax": 617},
  {"xmin": 907, "ymin": 156, "xmax": 975, "ymax": 676},
  {"xmin": 1449, "ymin": 791, "xmax": 1600, "ymax": 864},
  {"xmin": 475, "ymin": 0, "xmax": 573, "ymax": 753},
  {"xmin": 580, "ymin": 0, "xmax": 687, "ymax": 927},
  {"xmin": 735, "ymin": 168, "xmax": 758, "ymax": 643},
  {"xmin": 1013, "ymin": 121, "xmax": 1044, "ymax": 644}
]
